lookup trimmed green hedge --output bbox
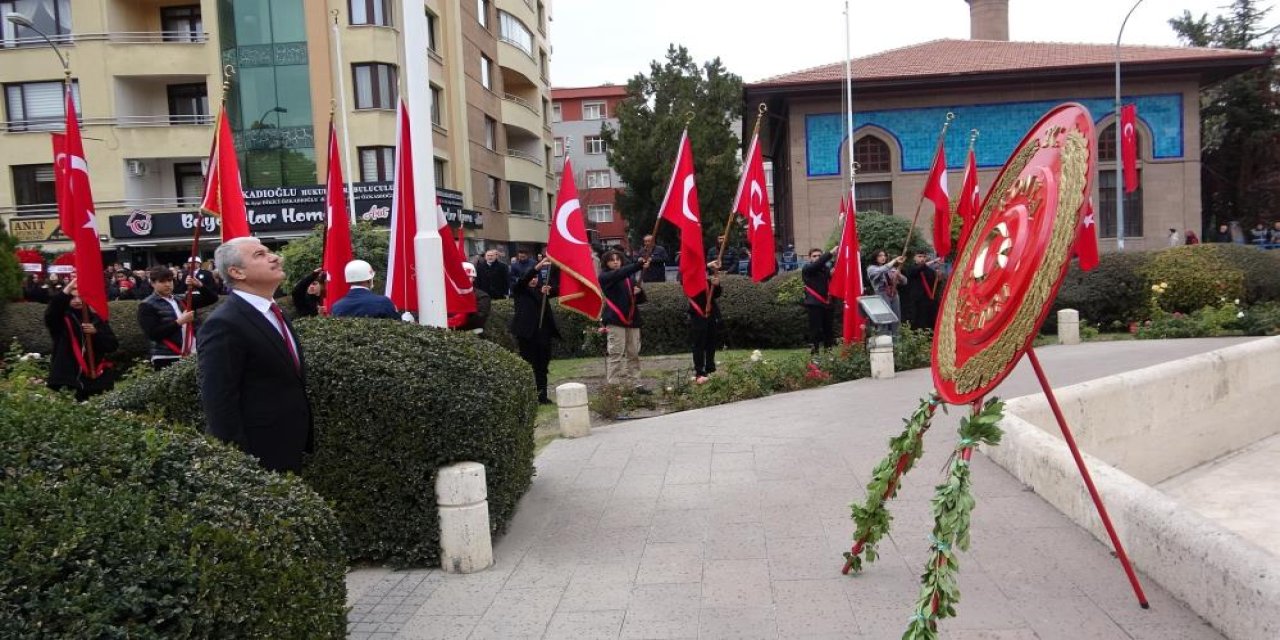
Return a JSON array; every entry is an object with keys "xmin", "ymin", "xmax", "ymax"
[
  {"xmin": 1052, "ymin": 251, "xmax": 1156, "ymax": 330},
  {"xmin": 0, "ymin": 299, "xmax": 150, "ymax": 369},
  {"xmin": 1, "ymin": 382, "xmax": 346, "ymax": 638},
  {"xmin": 99, "ymin": 318, "xmax": 537, "ymax": 566}
]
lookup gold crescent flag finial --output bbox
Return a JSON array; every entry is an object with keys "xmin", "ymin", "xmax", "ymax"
[
  {"xmin": 331, "ymin": 8, "xmax": 339, "ymax": 23},
  {"xmin": 757, "ymin": 103, "xmax": 767, "ymax": 116},
  {"xmin": 945, "ymin": 111, "xmax": 956, "ymax": 123},
  {"xmin": 684, "ymin": 111, "xmax": 695, "ymax": 127},
  {"xmin": 221, "ymin": 65, "xmax": 235, "ymax": 95}
]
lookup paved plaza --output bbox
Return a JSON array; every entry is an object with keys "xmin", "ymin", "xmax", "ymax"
[{"xmin": 347, "ymin": 338, "xmax": 1256, "ymax": 639}]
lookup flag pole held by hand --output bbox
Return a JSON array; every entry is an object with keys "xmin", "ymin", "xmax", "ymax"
[{"xmin": 901, "ymin": 112, "xmax": 954, "ymax": 258}]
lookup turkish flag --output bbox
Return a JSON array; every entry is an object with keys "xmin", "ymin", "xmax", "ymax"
[
  {"xmin": 1120, "ymin": 104, "xmax": 1139, "ymax": 193},
  {"xmin": 385, "ymin": 101, "xmax": 418, "ymax": 312},
  {"xmin": 322, "ymin": 120, "xmax": 353, "ymax": 314},
  {"xmin": 435, "ymin": 200, "xmax": 476, "ymax": 316},
  {"xmin": 956, "ymin": 148, "xmax": 980, "ymax": 251},
  {"xmin": 924, "ymin": 143, "xmax": 951, "ymax": 258},
  {"xmin": 1074, "ymin": 198, "xmax": 1099, "ymax": 272},
  {"xmin": 731, "ymin": 131, "xmax": 776, "ymax": 282},
  {"xmin": 51, "ymin": 133, "xmax": 73, "ymax": 236},
  {"xmin": 60, "ymin": 85, "xmax": 108, "ymax": 321},
  {"xmin": 200, "ymin": 104, "xmax": 250, "ymax": 242},
  {"xmin": 547, "ymin": 159, "xmax": 603, "ymax": 319},
  {"xmin": 830, "ymin": 195, "xmax": 864, "ymax": 345},
  {"xmin": 657, "ymin": 129, "xmax": 708, "ymax": 302}
]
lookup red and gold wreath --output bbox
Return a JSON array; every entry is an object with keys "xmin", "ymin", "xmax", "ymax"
[{"xmin": 932, "ymin": 104, "xmax": 1095, "ymax": 404}]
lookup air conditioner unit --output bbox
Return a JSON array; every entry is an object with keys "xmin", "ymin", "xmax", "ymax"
[{"xmin": 126, "ymin": 159, "xmax": 147, "ymax": 178}]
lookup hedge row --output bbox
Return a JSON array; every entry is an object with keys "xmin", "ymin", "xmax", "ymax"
[
  {"xmin": 0, "ymin": 299, "xmax": 150, "ymax": 368},
  {"xmin": 2, "ymin": 380, "xmax": 347, "ymax": 638},
  {"xmin": 98, "ymin": 318, "xmax": 538, "ymax": 567}
]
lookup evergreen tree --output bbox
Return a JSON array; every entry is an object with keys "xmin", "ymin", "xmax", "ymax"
[
  {"xmin": 0, "ymin": 222, "xmax": 19, "ymax": 304},
  {"xmin": 601, "ymin": 45, "xmax": 743, "ymax": 250},
  {"xmin": 1170, "ymin": 0, "xmax": 1280, "ymax": 228}
]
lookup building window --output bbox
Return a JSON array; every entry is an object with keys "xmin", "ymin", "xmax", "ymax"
[
  {"xmin": 854, "ymin": 135, "xmax": 891, "ymax": 174},
  {"xmin": 1097, "ymin": 170, "xmax": 1143, "ymax": 239},
  {"xmin": 553, "ymin": 138, "xmax": 563, "ymax": 157},
  {"xmin": 353, "ymin": 63, "xmax": 397, "ymax": 109},
  {"xmin": 479, "ymin": 55, "xmax": 492, "ymax": 90},
  {"xmin": 539, "ymin": 50, "xmax": 548, "ymax": 80},
  {"xmin": 434, "ymin": 157, "xmax": 446, "ymax": 188},
  {"xmin": 349, "ymin": 0, "xmax": 391, "ymax": 26},
  {"xmin": 174, "ymin": 162, "xmax": 204, "ymax": 205},
  {"xmin": 166, "ymin": 83, "xmax": 208, "ymax": 123},
  {"xmin": 542, "ymin": 98, "xmax": 550, "ymax": 126},
  {"xmin": 426, "ymin": 10, "xmax": 438, "ymax": 52},
  {"xmin": 582, "ymin": 101, "xmax": 605, "ymax": 120},
  {"xmin": 359, "ymin": 146, "xmax": 394, "ymax": 181},
  {"xmin": 537, "ymin": 1, "xmax": 546, "ymax": 32},
  {"xmin": 160, "ymin": 5, "xmax": 202, "ymax": 42},
  {"xmin": 2, "ymin": 0, "xmax": 71, "ymax": 47},
  {"xmin": 487, "ymin": 175, "xmax": 501, "ymax": 209},
  {"xmin": 430, "ymin": 84, "xmax": 442, "ymax": 125},
  {"xmin": 584, "ymin": 135, "xmax": 605, "ymax": 155},
  {"xmin": 1097, "ymin": 123, "xmax": 1143, "ymax": 162},
  {"xmin": 551, "ymin": 102, "xmax": 561, "ymax": 123},
  {"xmin": 4, "ymin": 80, "xmax": 79, "ymax": 132},
  {"xmin": 498, "ymin": 11, "xmax": 532, "ymax": 56},
  {"xmin": 484, "ymin": 116, "xmax": 497, "ymax": 150},
  {"xmin": 11, "ymin": 164, "xmax": 55, "ymax": 212},
  {"xmin": 476, "ymin": 0, "xmax": 489, "ymax": 28},
  {"xmin": 585, "ymin": 170, "xmax": 610, "ymax": 189},
  {"xmin": 509, "ymin": 182, "xmax": 543, "ymax": 216},
  {"xmin": 856, "ymin": 181, "xmax": 892, "ymax": 215},
  {"xmin": 587, "ymin": 204, "xmax": 614, "ymax": 223}
]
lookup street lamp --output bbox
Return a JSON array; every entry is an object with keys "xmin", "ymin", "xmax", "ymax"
[
  {"xmin": 1114, "ymin": 0, "xmax": 1145, "ymax": 251},
  {"xmin": 4, "ymin": 12, "xmax": 69, "ymax": 72},
  {"xmin": 254, "ymin": 105, "xmax": 287, "ymax": 129}
]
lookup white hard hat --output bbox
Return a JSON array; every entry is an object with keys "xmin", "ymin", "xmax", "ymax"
[
  {"xmin": 461, "ymin": 262, "xmax": 477, "ymax": 277},
  {"xmin": 344, "ymin": 259, "xmax": 376, "ymax": 283}
]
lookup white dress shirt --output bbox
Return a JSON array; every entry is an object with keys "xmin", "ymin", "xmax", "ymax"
[{"xmin": 233, "ymin": 289, "xmax": 298, "ymax": 355}]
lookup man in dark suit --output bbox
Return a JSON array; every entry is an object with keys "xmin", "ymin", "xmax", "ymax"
[
  {"xmin": 330, "ymin": 259, "xmax": 401, "ymax": 319},
  {"xmin": 198, "ymin": 237, "xmax": 312, "ymax": 474},
  {"xmin": 509, "ymin": 257, "xmax": 559, "ymax": 404},
  {"xmin": 474, "ymin": 249, "xmax": 510, "ymax": 300}
]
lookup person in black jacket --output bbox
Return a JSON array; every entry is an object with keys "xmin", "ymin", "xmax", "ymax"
[
  {"xmin": 901, "ymin": 252, "xmax": 944, "ymax": 331},
  {"xmin": 599, "ymin": 249, "xmax": 651, "ymax": 392},
  {"xmin": 138, "ymin": 265, "xmax": 219, "ymax": 370},
  {"xmin": 801, "ymin": 247, "xmax": 836, "ymax": 355},
  {"xmin": 688, "ymin": 261, "xmax": 723, "ymax": 383},
  {"xmin": 509, "ymin": 257, "xmax": 558, "ymax": 404},
  {"xmin": 474, "ymin": 249, "xmax": 510, "ymax": 299},
  {"xmin": 450, "ymin": 262, "xmax": 491, "ymax": 333},
  {"xmin": 291, "ymin": 268, "xmax": 324, "ymax": 318},
  {"xmin": 45, "ymin": 278, "xmax": 118, "ymax": 401}
]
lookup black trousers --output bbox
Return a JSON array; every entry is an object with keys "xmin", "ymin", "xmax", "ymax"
[
  {"xmin": 517, "ymin": 336, "xmax": 552, "ymax": 401},
  {"xmin": 806, "ymin": 305, "xmax": 834, "ymax": 354},
  {"xmin": 690, "ymin": 321, "xmax": 718, "ymax": 377}
]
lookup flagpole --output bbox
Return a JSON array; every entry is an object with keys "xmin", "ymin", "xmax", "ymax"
[
  {"xmin": 651, "ymin": 115, "xmax": 696, "ymax": 240},
  {"xmin": 717, "ymin": 104, "xmax": 766, "ymax": 265},
  {"xmin": 844, "ymin": 0, "xmax": 857, "ymax": 216},
  {"xmin": 321, "ymin": 109, "xmax": 334, "ymax": 289},
  {"xmin": 402, "ymin": 0, "xmax": 447, "ymax": 327},
  {"xmin": 63, "ymin": 66, "xmax": 98, "ymax": 379},
  {"xmin": 900, "ymin": 112, "xmax": 954, "ymax": 258},
  {"xmin": 331, "ymin": 10, "xmax": 358, "ymax": 224}
]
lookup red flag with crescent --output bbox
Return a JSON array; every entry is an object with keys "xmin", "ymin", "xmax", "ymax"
[
  {"xmin": 1073, "ymin": 198, "xmax": 1099, "ymax": 272},
  {"xmin": 51, "ymin": 133, "xmax": 73, "ymax": 236},
  {"xmin": 924, "ymin": 142, "xmax": 951, "ymax": 258},
  {"xmin": 200, "ymin": 104, "xmax": 250, "ymax": 242},
  {"xmin": 547, "ymin": 158, "xmax": 603, "ymax": 319},
  {"xmin": 60, "ymin": 85, "xmax": 108, "ymax": 321},
  {"xmin": 658, "ymin": 129, "xmax": 708, "ymax": 302},
  {"xmin": 957, "ymin": 148, "xmax": 980, "ymax": 250},
  {"xmin": 385, "ymin": 101, "xmax": 418, "ymax": 312},
  {"xmin": 1120, "ymin": 104, "xmax": 1139, "ymax": 193},
  {"xmin": 435, "ymin": 198, "xmax": 476, "ymax": 315},
  {"xmin": 830, "ymin": 195, "xmax": 864, "ymax": 344},
  {"xmin": 731, "ymin": 131, "xmax": 776, "ymax": 282},
  {"xmin": 322, "ymin": 120, "xmax": 353, "ymax": 313}
]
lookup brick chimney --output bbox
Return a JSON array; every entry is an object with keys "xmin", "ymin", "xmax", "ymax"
[{"xmin": 966, "ymin": 0, "xmax": 1009, "ymax": 41}]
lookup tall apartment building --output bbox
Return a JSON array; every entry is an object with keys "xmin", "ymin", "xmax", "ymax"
[
  {"xmin": 0, "ymin": 0, "xmax": 554, "ymax": 265},
  {"xmin": 550, "ymin": 84, "xmax": 626, "ymax": 247}
]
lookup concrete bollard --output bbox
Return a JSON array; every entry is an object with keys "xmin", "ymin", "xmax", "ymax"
[
  {"xmin": 435, "ymin": 462, "xmax": 493, "ymax": 574},
  {"xmin": 556, "ymin": 382, "xmax": 591, "ymax": 438},
  {"xmin": 1058, "ymin": 308, "xmax": 1081, "ymax": 345},
  {"xmin": 870, "ymin": 335, "xmax": 895, "ymax": 379}
]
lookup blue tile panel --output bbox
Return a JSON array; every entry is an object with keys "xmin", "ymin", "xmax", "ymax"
[{"xmin": 804, "ymin": 94, "xmax": 1183, "ymax": 176}]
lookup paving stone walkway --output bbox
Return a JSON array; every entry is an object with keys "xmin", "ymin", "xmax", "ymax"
[{"xmin": 348, "ymin": 338, "xmax": 1254, "ymax": 639}]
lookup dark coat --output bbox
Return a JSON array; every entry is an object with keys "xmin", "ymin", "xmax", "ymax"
[
  {"xmin": 599, "ymin": 261, "xmax": 645, "ymax": 328},
  {"xmin": 687, "ymin": 282, "xmax": 723, "ymax": 329},
  {"xmin": 451, "ymin": 289, "xmax": 492, "ymax": 331},
  {"xmin": 509, "ymin": 257, "xmax": 536, "ymax": 289},
  {"xmin": 330, "ymin": 287, "xmax": 400, "ymax": 319},
  {"xmin": 901, "ymin": 264, "xmax": 942, "ymax": 330},
  {"xmin": 44, "ymin": 292, "xmax": 118, "ymax": 393},
  {"xmin": 198, "ymin": 293, "xmax": 312, "ymax": 473},
  {"xmin": 509, "ymin": 267, "xmax": 560, "ymax": 340},
  {"xmin": 639, "ymin": 244, "xmax": 669, "ymax": 282},
  {"xmin": 138, "ymin": 285, "xmax": 220, "ymax": 359},
  {"xmin": 474, "ymin": 259, "xmax": 510, "ymax": 299},
  {"xmin": 291, "ymin": 271, "xmax": 322, "ymax": 318},
  {"xmin": 801, "ymin": 252, "xmax": 834, "ymax": 307}
]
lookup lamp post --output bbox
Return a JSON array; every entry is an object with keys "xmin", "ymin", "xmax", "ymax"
[
  {"xmin": 1114, "ymin": 0, "xmax": 1145, "ymax": 251},
  {"xmin": 4, "ymin": 12, "xmax": 68, "ymax": 72}
]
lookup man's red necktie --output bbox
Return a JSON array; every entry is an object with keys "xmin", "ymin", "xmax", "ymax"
[{"xmin": 269, "ymin": 303, "xmax": 301, "ymax": 372}]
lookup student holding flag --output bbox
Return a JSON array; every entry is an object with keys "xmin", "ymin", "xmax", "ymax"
[
  {"xmin": 801, "ymin": 246, "xmax": 836, "ymax": 355},
  {"xmin": 599, "ymin": 250, "xmax": 651, "ymax": 393},
  {"xmin": 688, "ymin": 260, "xmax": 724, "ymax": 383},
  {"xmin": 510, "ymin": 257, "xmax": 559, "ymax": 404},
  {"xmin": 46, "ymin": 278, "xmax": 118, "ymax": 401}
]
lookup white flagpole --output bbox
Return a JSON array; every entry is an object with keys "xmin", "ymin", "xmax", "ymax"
[
  {"xmin": 401, "ymin": 0, "xmax": 446, "ymax": 326},
  {"xmin": 844, "ymin": 0, "xmax": 857, "ymax": 213},
  {"xmin": 331, "ymin": 11, "xmax": 358, "ymax": 223}
]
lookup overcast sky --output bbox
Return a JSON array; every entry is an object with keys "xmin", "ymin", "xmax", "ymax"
[{"xmin": 548, "ymin": 0, "xmax": 1270, "ymax": 87}]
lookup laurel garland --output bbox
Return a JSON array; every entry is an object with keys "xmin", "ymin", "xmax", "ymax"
[
  {"xmin": 843, "ymin": 393, "xmax": 943, "ymax": 575},
  {"xmin": 902, "ymin": 397, "xmax": 1005, "ymax": 640}
]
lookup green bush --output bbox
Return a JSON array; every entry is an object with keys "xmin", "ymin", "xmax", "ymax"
[
  {"xmin": 1135, "ymin": 301, "xmax": 1241, "ymax": 339},
  {"xmin": 278, "ymin": 221, "xmax": 390, "ymax": 289},
  {"xmin": 1239, "ymin": 301, "xmax": 1280, "ymax": 336},
  {"xmin": 99, "ymin": 318, "xmax": 537, "ymax": 566},
  {"xmin": 822, "ymin": 211, "xmax": 934, "ymax": 258},
  {"xmin": 1052, "ymin": 250, "xmax": 1155, "ymax": 330},
  {"xmin": 486, "ymin": 297, "xmax": 599, "ymax": 359},
  {"xmin": 1142, "ymin": 246, "xmax": 1247, "ymax": 313},
  {"xmin": 1194, "ymin": 244, "xmax": 1280, "ymax": 305},
  {"xmin": 0, "ymin": 299, "xmax": 151, "ymax": 369},
  {"xmin": 0, "ymin": 382, "xmax": 347, "ymax": 638},
  {"xmin": 0, "ymin": 222, "xmax": 19, "ymax": 303}
]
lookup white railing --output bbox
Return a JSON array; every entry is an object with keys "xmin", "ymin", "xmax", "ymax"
[
  {"xmin": 502, "ymin": 93, "xmax": 539, "ymax": 116},
  {"xmin": 0, "ymin": 197, "xmax": 200, "ymax": 217},
  {"xmin": 4, "ymin": 114, "xmax": 214, "ymax": 132},
  {"xmin": 0, "ymin": 31, "xmax": 209, "ymax": 48},
  {"xmin": 114, "ymin": 114, "xmax": 215, "ymax": 127},
  {"xmin": 505, "ymin": 148, "xmax": 543, "ymax": 166}
]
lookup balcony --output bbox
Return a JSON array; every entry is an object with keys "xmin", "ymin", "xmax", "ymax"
[
  {"xmin": 112, "ymin": 122, "xmax": 214, "ymax": 157},
  {"xmin": 504, "ymin": 149, "xmax": 546, "ymax": 188},
  {"xmin": 0, "ymin": 32, "xmax": 212, "ymax": 77},
  {"xmin": 496, "ymin": 38, "xmax": 540, "ymax": 87},
  {"xmin": 501, "ymin": 93, "xmax": 543, "ymax": 137}
]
